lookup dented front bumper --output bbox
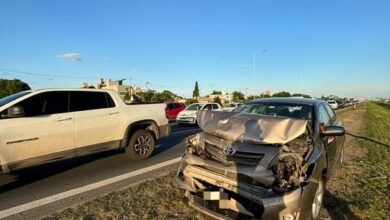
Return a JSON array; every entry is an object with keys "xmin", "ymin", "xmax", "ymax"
[{"xmin": 176, "ymin": 154, "xmax": 319, "ymax": 220}]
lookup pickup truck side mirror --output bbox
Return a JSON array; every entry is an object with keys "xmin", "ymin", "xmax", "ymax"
[
  {"xmin": 321, "ymin": 125, "xmax": 345, "ymax": 136},
  {"xmin": 8, "ymin": 105, "xmax": 25, "ymax": 118}
]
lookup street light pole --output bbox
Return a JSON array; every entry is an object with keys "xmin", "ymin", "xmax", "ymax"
[{"xmin": 253, "ymin": 51, "xmax": 256, "ymax": 100}]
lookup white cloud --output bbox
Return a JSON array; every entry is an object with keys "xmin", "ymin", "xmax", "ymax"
[{"xmin": 56, "ymin": 53, "xmax": 83, "ymax": 61}]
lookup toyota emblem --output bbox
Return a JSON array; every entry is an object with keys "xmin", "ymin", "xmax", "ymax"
[{"xmin": 223, "ymin": 146, "xmax": 235, "ymax": 156}]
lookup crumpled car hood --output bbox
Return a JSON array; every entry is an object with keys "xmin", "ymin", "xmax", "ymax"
[{"xmin": 197, "ymin": 110, "xmax": 307, "ymax": 145}]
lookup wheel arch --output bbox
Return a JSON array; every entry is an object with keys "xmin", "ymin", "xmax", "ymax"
[
  {"xmin": 121, "ymin": 120, "xmax": 159, "ymax": 148},
  {"xmin": 0, "ymin": 153, "xmax": 10, "ymax": 174}
]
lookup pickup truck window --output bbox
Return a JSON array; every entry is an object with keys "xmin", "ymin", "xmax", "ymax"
[
  {"xmin": 7, "ymin": 91, "xmax": 69, "ymax": 117},
  {"xmin": 0, "ymin": 91, "xmax": 31, "ymax": 107},
  {"xmin": 70, "ymin": 91, "xmax": 115, "ymax": 112}
]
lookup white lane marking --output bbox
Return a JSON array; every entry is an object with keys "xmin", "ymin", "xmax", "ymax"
[
  {"xmin": 0, "ymin": 157, "xmax": 182, "ymax": 219},
  {"xmin": 171, "ymin": 129, "xmax": 200, "ymax": 135}
]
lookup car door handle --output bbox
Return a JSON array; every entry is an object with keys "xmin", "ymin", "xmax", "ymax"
[
  {"xmin": 106, "ymin": 111, "xmax": 119, "ymax": 115},
  {"xmin": 54, "ymin": 117, "xmax": 72, "ymax": 122}
]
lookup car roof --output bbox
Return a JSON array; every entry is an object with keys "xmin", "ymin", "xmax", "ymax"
[
  {"xmin": 29, "ymin": 88, "xmax": 114, "ymax": 93},
  {"xmin": 248, "ymin": 97, "xmax": 326, "ymax": 106}
]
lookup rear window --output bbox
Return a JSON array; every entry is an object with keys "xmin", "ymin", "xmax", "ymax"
[{"xmin": 70, "ymin": 91, "xmax": 114, "ymax": 112}]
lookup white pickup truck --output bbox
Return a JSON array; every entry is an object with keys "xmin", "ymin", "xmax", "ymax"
[{"xmin": 0, "ymin": 89, "xmax": 170, "ymax": 174}]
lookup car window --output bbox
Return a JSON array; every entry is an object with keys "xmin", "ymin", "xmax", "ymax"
[
  {"xmin": 212, "ymin": 104, "xmax": 219, "ymax": 109},
  {"xmin": 186, "ymin": 103, "xmax": 203, "ymax": 110},
  {"xmin": 203, "ymin": 104, "xmax": 212, "ymax": 110},
  {"xmin": 9, "ymin": 91, "xmax": 69, "ymax": 117},
  {"xmin": 324, "ymin": 104, "xmax": 336, "ymax": 121},
  {"xmin": 234, "ymin": 102, "xmax": 313, "ymax": 128},
  {"xmin": 106, "ymin": 93, "xmax": 116, "ymax": 107},
  {"xmin": 319, "ymin": 105, "xmax": 331, "ymax": 126},
  {"xmin": 70, "ymin": 91, "xmax": 112, "ymax": 112},
  {"xmin": 174, "ymin": 103, "xmax": 181, "ymax": 108},
  {"xmin": 167, "ymin": 103, "xmax": 174, "ymax": 109}
]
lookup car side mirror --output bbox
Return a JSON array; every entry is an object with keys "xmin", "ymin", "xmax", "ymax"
[
  {"xmin": 321, "ymin": 125, "xmax": 345, "ymax": 136},
  {"xmin": 8, "ymin": 105, "xmax": 25, "ymax": 118}
]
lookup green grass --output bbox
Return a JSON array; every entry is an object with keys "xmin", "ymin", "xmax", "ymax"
[
  {"xmin": 43, "ymin": 172, "xmax": 210, "ymax": 220},
  {"xmin": 325, "ymin": 102, "xmax": 390, "ymax": 220},
  {"xmin": 348, "ymin": 103, "xmax": 390, "ymax": 219}
]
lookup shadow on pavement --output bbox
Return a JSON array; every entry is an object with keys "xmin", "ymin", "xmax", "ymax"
[
  {"xmin": 0, "ymin": 150, "xmax": 121, "ymax": 193},
  {"xmin": 153, "ymin": 129, "xmax": 200, "ymax": 155},
  {"xmin": 322, "ymin": 189, "xmax": 360, "ymax": 220}
]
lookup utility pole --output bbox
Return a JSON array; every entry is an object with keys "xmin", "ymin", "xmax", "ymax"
[
  {"xmin": 300, "ymin": 73, "xmax": 303, "ymax": 97},
  {"xmin": 253, "ymin": 52, "xmax": 256, "ymax": 100}
]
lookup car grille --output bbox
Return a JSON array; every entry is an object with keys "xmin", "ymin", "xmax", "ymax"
[{"xmin": 204, "ymin": 142, "xmax": 264, "ymax": 166}]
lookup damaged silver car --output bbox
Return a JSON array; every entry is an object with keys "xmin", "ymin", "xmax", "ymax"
[{"xmin": 176, "ymin": 98, "xmax": 345, "ymax": 220}]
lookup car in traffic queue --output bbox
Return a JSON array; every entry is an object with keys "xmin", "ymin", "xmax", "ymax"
[
  {"xmin": 176, "ymin": 102, "xmax": 222, "ymax": 125},
  {"xmin": 326, "ymin": 100, "xmax": 338, "ymax": 110},
  {"xmin": 165, "ymin": 102, "xmax": 186, "ymax": 121},
  {"xmin": 222, "ymin": 103, "xmax": 242, "ymax": 112}
]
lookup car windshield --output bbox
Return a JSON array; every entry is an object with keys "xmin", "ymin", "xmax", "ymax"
[
  {"xmin": 226, "ymin": 103, "xmax": 236, "ymax": 107},
  {"xmin": 233, "ymin": 102, "xmax": 313, "ymax": 127},
  {"xmin": 186, "ymin": 103, "xmax": 203, "ymax": 110},
  {"xmin": 0, "ymin": 91, "xmax": 31, "ymax": 107}
]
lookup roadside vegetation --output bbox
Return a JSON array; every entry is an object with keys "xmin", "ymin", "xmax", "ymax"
[
  {"xmin": 44, "ymin": 102, "xmax": 389, "ymax": 220},
  {"xmin": 320, "ymin": 102, "xmax": 389, "ymax": 219}
]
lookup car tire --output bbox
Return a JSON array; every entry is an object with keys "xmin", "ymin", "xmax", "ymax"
[
  {"xmin": 125, "ymin": 129, "xmax": 156, "ymax": 160},
  {"xmin": 311, "ymin": 178, "xmax": 325, "ymax": 220}
]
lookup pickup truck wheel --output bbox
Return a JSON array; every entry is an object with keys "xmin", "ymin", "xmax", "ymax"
[{"xmin": 126, "ymin": 130, "xmax": 155, "ymax": 160}]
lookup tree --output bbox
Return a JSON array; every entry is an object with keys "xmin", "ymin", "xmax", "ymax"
[
  {"xmin": 211, "ymin": 90, "xmax": 222, "ymax": 95},
  {"xmin": 272, "ymin": 91, "xmax": 291, "ymax": 97},
  {"xmin": 192, "ymin": 81, "xmax": 199, "ymax": 99},
  {"xmin": 0, "ymin": 79, "xmax": 31, "ymax": 98},
  {"xmin": 185, "ymin": 98, "xmax": 197, "ymax": 106},
  {"xmin": 246, "ymin": 95, "xmax": 262, "ymax": 100},
  {"xmin": 151, "ymin": 90, "xmax": 175, "ymax": 102},
  {"xmin": 123, "ymin": 88, "xmax": 131, "ymax": 101},
  {"xmin": 232, "ymin": 91, "xmax": 245, "ymax": 102},
  {"xmin": 292, "ymin": 93, "xmax": 312, "ymax": 98},
  {"xmin": 138, "ymin": 90, "xmax": 156, "ymax": 102},
  {"xmin": 213, "ymin": 96, "xmax": 222, "ymax": 105}
]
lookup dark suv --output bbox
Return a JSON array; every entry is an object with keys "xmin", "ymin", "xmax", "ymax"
[{"xmin": 176, "ymin": 98, "xmax": 345, "ymax": 220}]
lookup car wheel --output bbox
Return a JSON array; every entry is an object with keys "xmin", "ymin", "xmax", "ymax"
[
  {"xmin": 126, "ymin": 129, "xmax": 156, "ymax": 160},
  {"xmin": 312, "ymin": 178, "xmax": 325, "ymax": 220},
  {"xmin": 340, "ymin": 148, "xmax": 344, "ymax": 165}
]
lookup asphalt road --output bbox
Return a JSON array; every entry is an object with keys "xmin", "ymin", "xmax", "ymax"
[{"xmin": 0, "ymin": 123, "xmax": 201, "ymax": 218}]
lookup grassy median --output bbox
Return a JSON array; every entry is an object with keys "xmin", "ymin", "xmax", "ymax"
[{"xmin": 44, "ymin": 102, "xmax": 389, "ymax": 220}]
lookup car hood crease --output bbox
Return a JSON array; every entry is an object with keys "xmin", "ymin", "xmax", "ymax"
[{"xmin": 197, "ymin": 110, "xmax": 307, "ymax": 145}]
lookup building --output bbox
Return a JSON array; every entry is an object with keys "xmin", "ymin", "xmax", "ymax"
[
  {"xmin": 209, "ymin": 91, "xmax": 233, "ymax": 103},
  {"xmin": 96, "ymin": 78, "xmax": 131, "ymax": 99}
]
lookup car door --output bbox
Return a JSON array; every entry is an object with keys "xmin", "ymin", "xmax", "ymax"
[
  {"xmin": 0, "ymin": 91, "xmax": 75, "ymax": 171},
  {"xmin": 324, "ymin": 104, "xmax": 345, "ymax": 166},
  {"xmin": 70, "ymin": 91, "xmax": 121, "ymax": 156},
  {"xmin": 318, "ymin": 104, "xmax": 337, "ymax": 174}
]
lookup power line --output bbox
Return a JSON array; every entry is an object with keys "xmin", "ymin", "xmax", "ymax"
[{"xmin": 0, "ymin": 67, "xmax": 97, "ymax": 80}]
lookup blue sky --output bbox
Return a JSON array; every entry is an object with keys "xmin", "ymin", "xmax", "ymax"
[{"xmin": 0, "ymin": 0, "xmax": 389, "ymax": 98}]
